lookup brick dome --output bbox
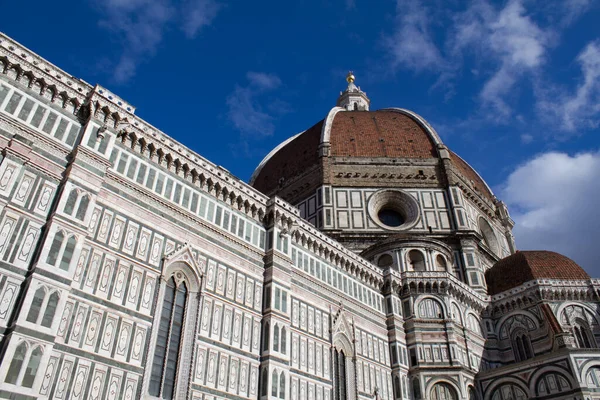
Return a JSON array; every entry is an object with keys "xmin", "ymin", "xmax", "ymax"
[
  {"xmin": 486, "ymin": 251, "xmax": 590, "ymax": 295},
  {"xmin": 250, "ymin": 107, "xmax": 495, "ymax": 204}
]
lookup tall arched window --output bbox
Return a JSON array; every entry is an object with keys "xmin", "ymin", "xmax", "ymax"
[
  {"xmin": 512, "ymin": 330, "xmax": 533, "ymax": 362},
  {"xmin": 75, "ymin": 195, "xmax": 90, "ymax": 220},
  {"xmin": 63, "ymin": 189, "xmax": 78, "ymax": 215},
  {"xmin": 263, "ymin": 322, "xmax": 270, "ymax": 351},
  {"xmin": 334, "ymin": 349, "xmax": 347, "ymax": 400},
  {"xmin": 26, "ymin": 288, "xmax": 45, "ymax": 323},
  {"xmin": 273, "ymin": 324, "xmax": 280, "ymax": 352},
  {"xmin": 280, "ymin": 327, "xmax": 287, "ymax": 355},
  {"xmin": 279, "ymin": 371, "xmax": 285, "ymax": 398},
  {"xmin": 271, "ymin": 370, "xmax": 278, "ymax": 397},
  {"xmin": 573, "ymin": 318, "xmax": 596, "ymax": 348},
  {"xmin": 149, "ymin": 278, "xmax": 187, "ymax": 399}
]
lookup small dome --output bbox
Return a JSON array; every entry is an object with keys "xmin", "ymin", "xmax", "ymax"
[{"xmin": 486, "ymin": 251, "xmax": 589, "ymax": 295}]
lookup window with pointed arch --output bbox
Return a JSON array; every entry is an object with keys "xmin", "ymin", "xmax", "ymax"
[
  {"xmin": 4, "ymin": 340, "xmax": 44, "ymax": 389},
  {"xmin": 46, "ymin": 230, "xmax": 77, "ymax": 271},
  {"xmin": 430, "ymin": 382, "xmax": 458, "ymax": 400},
  {"xmin": 491, "ymin": 383, "xmax": 528, "ymax": 400},
  {"xmin": 148, "ymin": 277, "xmax": 187, "ymax": 399},
  {"xmin": 25, "ymin": 285, "xmax": 60, "ymax": 328},
  {"xmin": 270, "ymin": 369, "xmax": 286, "ymax": 399},
  {"xmin": 63, "ymin": 187, "xmax": 91, "ymax": 221},
  {"xmin": 511, "ymin": 329, "xmax": 534, "ymax": 362},
  {"xmin": 334, "ymin": 349, "xmax": 348, "ymax": 400},
  {"xmin": 573, "ymin": 318, "xmax": 596, "ymax": 349},
  {"xmin": 272, "ymin": 323, "xmax": 287, "ymax": 355}
]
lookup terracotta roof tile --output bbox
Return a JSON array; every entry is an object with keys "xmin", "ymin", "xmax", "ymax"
[
  {"xmin": 329, "ymin": 111, "xmax": 437, "ymax": 158},
  {"xmin": 252, "ymin": 119, "xmax": 323, "ymax": 194},
  {"xmin": 486, "ymin": 251, "xmax": 589, "ymax": 295}
]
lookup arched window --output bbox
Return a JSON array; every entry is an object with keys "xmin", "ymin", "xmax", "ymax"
[
  {"xmin": 46, "ymin": 230, "xmax": 77, "ymax": 272},
  {"xmin": 479, "ymin": 218, "xmax": 499, "ymax": 255},
  {"xmin": 4, "ymin": 342, "xmax": 27, "ymax": 384},
  {"xmin": 378, "ymin": 254, "xmax": 394, "ymax": 268},
  {"xmin": 394, "ymin": 376, "xmax": 402, "ymax": 399},
  {"xmin": 46, "ymin": 231, "xmax": 64, "ymax": 266},
  {"xmin": 408, "ymin": 250, "xmax": 426, "ymax": 271},
  {"xmin": 466, "ymin": 314, "xmax": 482, "ymax": 335},
  {"xmin": 26, "ymin": 288, "xmax": 45, "ymax": 323},
  {"xmin": 59, "ymin": 236, "xmax": 76, "ymax": 271},
  {"xmin": 21, "ymin": 346, "xmax": 42, "ymax": 388},
  {"xmin": 41, "ymin": 292, "xmax": 59, "ymax": 328},
  {"xmin": 261, "ymin": 368, "xmax": 268, "ymax": 396},
  {"xmin": 491, "ymin": 383, "xmax": 527, "ymax": 400},
  {"xmin": 431, "ymin": 382, "xmax": 458, "ymax": 400},
  {"xmin": 281, "ymin": 327, "xmax": 287, "ymax": 355},
  {"xmin": 512, "ymin": 330, "xmax": 533, "ymax": 362},
  {"xmin": 149, "ymin": 278, "xmax": 187, "ymax": 399},
  {"xmin": 75, "ymin": 195, "xmax": 90, "ymax": 220},
  {"xmin": 435, "ymin": 255, "xmax": 447, "ymax": 271},
  {"xmin": 63, "ymin": 189, "xmax": 78, "ymax": 215},
  {"xmin": 4, "ymin": 342, "xmax": 43, "ymax": 389},
  {"xmin": 334, "ymin": 349, "xmax": 347, "ymax": 400},
  {"xmin": 573, "ymin": 318, "xmax": 596, "ymax": 348},
  {"xmin": 412, "ymin": 378, "xmax": 422, "ymax": 400},
  {"xmin": 418, "ymin": 298, "xmax": 443, "ymax": 319},
  {"xmin": 26, "ymin": 287, "xmax": 60, "ymax": 328},
  {"xmin": 273, "ymin": 324, "xmax": 280, "ymax": 352},
  {"xmin": 263, "ymin": 322, "xmax": 270, "ymax": 351},
  {"xmin": 279, "ymin": 371, "xmax": 285, "ymax": 398},
  {"xmin": 271, "ymin": 370, "xmax": 278, "ymax": 397}
]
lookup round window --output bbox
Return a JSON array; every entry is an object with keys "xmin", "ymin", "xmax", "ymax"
[
  {"xmin": 368, "ymin": 189, "xmax": 420, "ymax": 231},
  {"xmin": 377, "ymin": 209, "xmax": 405, "ymax": 227}
]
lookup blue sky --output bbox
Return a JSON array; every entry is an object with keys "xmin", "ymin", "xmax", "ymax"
[{"xmin": 2, "ymin": 0, "xmax": 599, "ymax": 273}]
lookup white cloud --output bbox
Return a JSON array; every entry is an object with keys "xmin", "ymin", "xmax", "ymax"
[
  {"xmin": 538, "ymin": 40, "xmax": 600, "ymax": 132},
  {"xmin": 181, "ymin": 0, "xmax": 221, "ymax": 38},
  {"xmin": 96, "ymin": 0, "xmax": 220, "ymax": 83},
  {"xmin": 383, "ymin": 0, "xmax": 445, "ymax": 72},
  {"xmin": 226, "ymin": 72, "xmax": 286, "ymax": 138},
  {"xmin": 561, "ymin": 0, "xmax": 593, "ymax": 26},
  {"xmin": 500, "ymin": 151, "xmax": 600, "ymax": 274},
  {"xmin": 453, "ymin": 0, "xmax": 551, "ymax": 115}
]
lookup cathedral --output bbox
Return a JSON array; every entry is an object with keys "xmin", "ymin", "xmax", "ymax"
[{"xmin": 0, "ymin": 31, "xmax": 598, "ymax": 400}]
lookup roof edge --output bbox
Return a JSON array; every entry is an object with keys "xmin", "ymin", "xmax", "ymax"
[
  {"xmin": 379, "ymin": 108, "xmax": 444, "ymax": 146},
  {"xmin": 249, "ymin": 130, "xmax": 305, "ymax": 185}
]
